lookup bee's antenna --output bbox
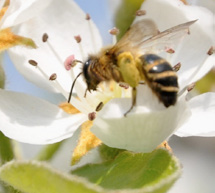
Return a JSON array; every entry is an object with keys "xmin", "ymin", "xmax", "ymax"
[{"xmin": 68, "ymin": 72, "xmax": 83, "ymax": 103}]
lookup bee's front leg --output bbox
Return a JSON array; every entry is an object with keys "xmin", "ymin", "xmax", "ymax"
[{"xmin": 124, "ymin": 87, "xmax": 136, "ymax": 117}]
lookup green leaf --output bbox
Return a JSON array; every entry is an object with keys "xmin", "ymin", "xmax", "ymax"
[
  {"xmin": 115, "ymin": 0, "xmax": 144, "ymax": 40},
  {"xmin": 0, "ymin": 132, "xmax": 14, "ymax": 165},
  {"xmin": 0, "ymin": 161, "xmax": 104, "ymax": 193},
  {"xmin": 72, "ymin": 149, "xmax": 181, "ymax": 193},
  {"xmin": 99, "ymin": 144, "xmax": 125, "ymax": 161}
]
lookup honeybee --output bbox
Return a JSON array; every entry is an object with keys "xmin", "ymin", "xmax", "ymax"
[{"xmin": 71, "ymin": 19, "xmax": 196, "ymax": 115}]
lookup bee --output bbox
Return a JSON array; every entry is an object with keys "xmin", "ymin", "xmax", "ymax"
[{"xmin": 71, "ymin": 19, "xmax": 196, "ymax": 115}]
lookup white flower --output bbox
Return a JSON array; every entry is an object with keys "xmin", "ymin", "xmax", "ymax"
[
  {"xmin": 0, "ymin": 0, "xmax": 215, "ymax": 153},
  {"xmin": 0, "ymin": 0, "xmax": 52, "ymax": 51},
  {"xmin": 91, "ymin": 0, "xmax": 215, "ymax": 152},
  {"xmin": 0, "ymin": 0, "xmax": 52, "ymax": 30}
]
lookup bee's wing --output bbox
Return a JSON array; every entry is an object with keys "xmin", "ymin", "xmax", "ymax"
[
  {"xmin": 110, "ymin": 19, "xmax": 159, "ymax": 54},
  {"xmin": 135, "ymin": 20, "xmax": 197, "ymax": 54},
  {"xmin": 112, "ymin": 19, "xmax": 196, "ymax": 55}
]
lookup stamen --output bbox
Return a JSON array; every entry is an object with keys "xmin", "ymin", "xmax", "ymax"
[
  {"xmin": 49, "ymin": 73, "xmax": 57, "ymax": 81},
  {"xmin": 207, "ymin": 46, "xmax": 215, "ymax": 55},
  {"xmin": 41, "ymin": 33, "xmax": 63, "ymax": 65},
  {"xmin": 109, "ymin": 27, "xmax": 119, "ymax": 36},
  {"xmin": 173, "ymin": 62, "xmax": 181, "ymax": 72},
  {"xmin": 85, "ymin": 13, "xmax": 91, "ymax": 20},
  {"xmin": 88, "ymin": 112, "xmax": 96, "ymax": 121},
  {"xmin": 165, "ymin": 47, "xmax": 175, "ymax": 54},
  {"xmin": 95, "ymin": 102, "xmax": 104, "ymax": 112},
  {"xmin": 74, "ymin": 35, "xmax": 85, "ymax": 59},
  {"xmin": 28, "ymin": 59, "xmax": 68, "ymax": 97},
  {"xmin": 42, "ymin": 33, "xmax": 49, "ymax": 42},
  {"xmin": 86, "ymin": 13, "xmax": 98, "ymax": 53},
  {"xmin": 28, "ymin": 59, "xmax": 38, "ymax": 66},
  {"xmin": 187, "ymin": 28, "xmax": 190, "ymax": 35},
  {"xmin": 74, "ymin": 35, "xmax": 82, "ymax": 43},
  {"xmin": 187, "ymin": 82, "xmax": 195, "ymax": 92},
  {"xmin": 135, "ymin": 10, "xmax": 146, "ymax": 16},
  {"xmin": 109, "ymin": 27, "xmax": 119, "ymax": 45}
]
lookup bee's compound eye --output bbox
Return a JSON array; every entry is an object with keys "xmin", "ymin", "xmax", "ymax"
[{"xmin": 83, "ymin": 59, "xmax": 91, "ymax": 80}]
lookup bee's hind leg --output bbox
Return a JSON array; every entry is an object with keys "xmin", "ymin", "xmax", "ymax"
[{"xmin": 124, "ymin": 87, "xmax": 136, "ymax": 117}]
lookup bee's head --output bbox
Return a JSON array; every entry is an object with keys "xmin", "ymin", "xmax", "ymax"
[{"xmin": 83, "ymin": 57, "xmax": 100, "ymax": 91}]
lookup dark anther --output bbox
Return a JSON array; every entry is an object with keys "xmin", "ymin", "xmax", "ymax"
[
  {"xmin": 42, "ymin": 33, "xmax": 49, "ymax": 42},
  {"xmin": 49, "ymin": 73, "xmax": 57, "ymax": 81},
  {"xmin": 28, "ymin": 59, "xmax": 38, "ymax": 66}
]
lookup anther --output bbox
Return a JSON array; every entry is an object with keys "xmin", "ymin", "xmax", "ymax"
[
  {"xmin": 42, "ymin": 33, "xmax": 49, "ymax": 42},
  {"xmin": 95, "ymin": 102, "xmax": 104, "ymax": 112},
  {"xmin": 86, "ymin": 13, "xmax": 91, "ymax": 20},
  {"xmin": 119, "ymin": 82, "xmax": 129, "ymax": 89},
  {"xmin": 74, "ymin": 35, "xmax": 82, "ymax": 43},
  {"xmin": 187, "ymin": 82, "xmax": 195, "ymax": 92},
  {"xmin": 135, "ymin": 10, "xmax": 146, "ymax": 16},
  {"xmin": 187, "ymin": 29, "xmax": 191, "ymax": 35},
  {"xmin": 88, "ymin": 112, "xmax": 96, "ymax": 121},
  {"xmin": 49, "ymin": 73, "xmax": 57, "ymax": 81},
  {"xmin": 207, "ymin": 46, "xmax": 215, "ymax": 55},
  {"xmin": 165, "ymin": 47, "xmax": 175, "ymax": 54},
  {"xmin": 173, "ymin": 62, "xmax": 181, "ymax": 72},
  {"xmin": 109, "ymin": 27, "xmax": 119, "ymax": 36},
  {"xmin": 28, "ymin": 59, "xmax": 38, "ymax": 67}
]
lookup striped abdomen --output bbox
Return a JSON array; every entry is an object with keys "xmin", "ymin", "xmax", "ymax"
[{"xmin": 140, "ymin": 54, "xmax": 178, "ymax": 107}]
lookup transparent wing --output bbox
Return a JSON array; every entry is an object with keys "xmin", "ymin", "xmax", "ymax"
[
  {"xmin": 111, "ymin": 19, "xmax": 197, "ymax": 55},
  {"xmin": 110, "ymin": 19, "xmax": 159, "ymax": 54},
  {"xmin": 135, "ymin": 20, "xmax": 197, "ymax": 54}
]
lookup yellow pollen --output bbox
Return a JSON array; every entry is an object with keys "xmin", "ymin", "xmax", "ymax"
[
  {"xmin": 59, "ymin": 102, "xmax": 80, "ymax": 114},
  {"xmin": 71, "ymin": 121, "xmax": 102, "ymax": 165}
]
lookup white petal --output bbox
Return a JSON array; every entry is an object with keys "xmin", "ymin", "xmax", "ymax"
[
  {"xmin": 176, "ymin": 93, "xmax": 215, "ymax": 137},
  {"xmin": 187, "ymin": 0, "xmax": 215, "ymax": 13},
  {"xmin": 8, "ymin": 0, "xmax": 102, "ymax": 93},
  {"xmin": 0, "ymin": 0, "xmax": 52, "ymax": 29},
  {"xmin": 140, "ymin": 0, "xmax": 215, "ymax": 90},
  {"xmin": 0, "ymin": 89, "xmax": 87, "ymax": 144},
  {"xmin": 91, "ymin": 97, "xmax": 190, "ymax": 153}
]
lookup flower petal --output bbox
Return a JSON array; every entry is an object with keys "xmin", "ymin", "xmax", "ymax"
[
  {"xmin": 0, "ymin": 0, "xmax": 52, "ymax": 29},
  {"xmin": 187, "ymin": 0, "xmax": 215, "ymax": 13},
  {"xmin": 8, "ymin": 0, "xmax": 102, "ymax": 93},
  {"xmin": 91, "ymin": 95, "xmax": 191, "ymax": 153},
  {"xmin": 0, "ymin": 89, "xmax": 87, "ymax": 144},
  {"xmin": 140, "ymin": 0, "xmax": 215, "ymax": 90},
  {"xmin": 175, "ymin": 92, "xmax": 215, "ymax": 137}
]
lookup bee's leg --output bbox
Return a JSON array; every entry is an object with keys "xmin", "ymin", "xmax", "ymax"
[{"xmin": 124, "ymin": 87, "xmax": 136, "ymax": 116}]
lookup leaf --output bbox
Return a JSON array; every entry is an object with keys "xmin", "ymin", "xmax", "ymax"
[
  {"xmin": 0, "ymin": 131, "xmax": 14, "ymax": 165},
  {"xmin": 0, "ymin": 161, "xmax": 103, "ymax": 193},
  {"xmin": 115, "ymin": 0, "xmax": 144, "ymax": 40},
  {"xmin": 72, "ymin": 149, "xmax": 181, "ymax": 193}
]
